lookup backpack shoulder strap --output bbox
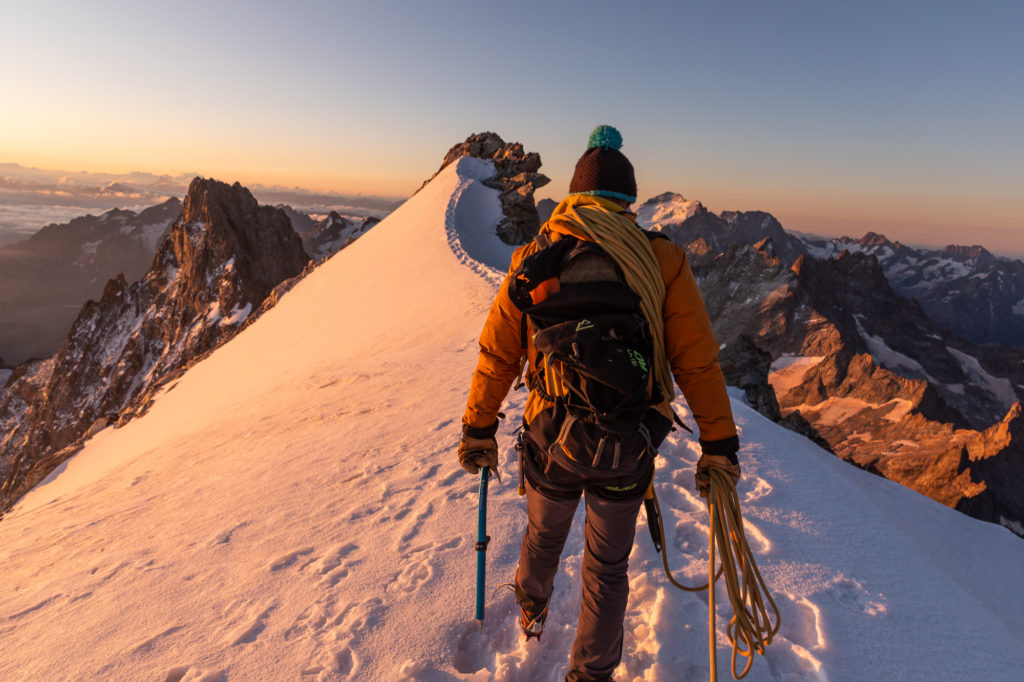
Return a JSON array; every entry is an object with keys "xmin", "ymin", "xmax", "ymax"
[{"xmin": 507, "ymin": 236, "xmax": 578, "ymax": 311}]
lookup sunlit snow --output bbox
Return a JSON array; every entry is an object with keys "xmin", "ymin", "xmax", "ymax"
[{"xmin": 1, "ymin": 158, "xmax": 1022, "ymax": 681}]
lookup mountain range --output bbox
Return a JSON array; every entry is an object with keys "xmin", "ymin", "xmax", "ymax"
[
  {"xmin": 1, "ymin": 150, "xmax": 1022, "ymax": 680},
  {"xmin": 638, "ymin": 193, "xmax": 1024, "ymax": 534},
  {"xmin": 641, "ymin": 194, "xmax": 1024, "ymax": 349}
]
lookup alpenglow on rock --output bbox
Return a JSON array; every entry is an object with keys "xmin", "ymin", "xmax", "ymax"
[
  {"xmin": 0, "ymin": 178, "xmax": 309, "ymax": 513},
  {"xmin": 420, "ymin": 132, "xmax": 550, "ymax": 245},
  {"xmin": 677, "ymin": 231, "xmax": 1024, "ymax": 533}
]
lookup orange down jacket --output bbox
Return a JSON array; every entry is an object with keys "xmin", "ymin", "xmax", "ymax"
[{"xmin": 462, "ymin": 195, "xmax": 737, "ymax": 446}]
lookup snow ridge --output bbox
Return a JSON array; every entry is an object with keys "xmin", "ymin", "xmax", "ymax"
[
  {"xmin": 1, "ymin": 161, "xmax": 1022, "ymax": 681},
  {"xmin": 442, "ymin": 156, "xmax": 513, "ymax": 287}
]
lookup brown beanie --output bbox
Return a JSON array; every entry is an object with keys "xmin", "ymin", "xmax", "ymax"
[{"xmin": 568, "ymin": 125, "xmax": 637, "ymax": 203}]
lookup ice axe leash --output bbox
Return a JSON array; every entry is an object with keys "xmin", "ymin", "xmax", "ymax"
[
  {"xmin": 475, "ymin": 466, "xmax": 490, "ymax": 630},
  {"xmin": 646, "ymin": 467, "xmax": 781, "ymax": 681}
]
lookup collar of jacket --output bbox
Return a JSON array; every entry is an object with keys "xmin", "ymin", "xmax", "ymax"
[{"xmin": 540, "ymin": 194, "xmax": 638, "ymax": 242}]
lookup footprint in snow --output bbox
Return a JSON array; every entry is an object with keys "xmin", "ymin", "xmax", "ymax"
[
  {"xmin": 333, "ymin": 597, "xmax": 387, "ymax": 634},
  {"xmin": 828, "ymin": 577, "xmax": 886, "ymax": 616},
  {"xmin": 126, "ymin": 625, "xmax": 185, "ymax": 655},
  {"xmin": 387, "ymin": 560, "xmax": 434, "ymax": 594},
  {"xmin": 778, "ymin": 595, "xmax": 824, "ymax": 651},
  {"xmin": 268, "ymin": 546, "xmax": 315, "ymax": 571},
  {"xmin": 6, "ymin": 594, "xmax": 64, "ymax": 620},
  {"xmin": 306, "ymin": 543, "xmax": 361, "ymax": 588},
  {"xmin": 398, "ymin": 502, "xmax": 435, "ymax": 548},
  {"xmin": 207, "ymin": 521, "xmax": 250, "ymax": 547},
  {"xmin": 223, "ymin": 601, "xmax": 276, "ymax": 646},
  {"xmin": 166, "ymin": 668, "xmax": 226, "ymax": 682}
]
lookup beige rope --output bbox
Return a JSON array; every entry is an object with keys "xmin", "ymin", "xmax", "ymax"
[
  {"xmin": 650, "ymin": 470, "xmax": 781, "ymax": 680},
  {"xmin": 555, "ymin": 203, "xmax": 675, "ymax": 421}
]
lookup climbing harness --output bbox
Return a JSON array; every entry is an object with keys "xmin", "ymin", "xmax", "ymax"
[{"xmin": 646, "ymin": 467, "xmax": 781, "ymax": 680}]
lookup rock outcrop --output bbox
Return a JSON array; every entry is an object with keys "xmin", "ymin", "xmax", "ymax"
[
  {"xmin": 955, "ymin": 403, "xmax": 1024, "ymax": 530},
  {"xmin": 422, "ymin": 132, "xmax": 550, "ymax": 244},
  {"xmin": 299, "ymin": 212, "xmax": 380, "ymax": 260},
  {"xmin": 719, "ymin": 334, "xmax": 831, "ymax": 451},
  {"xmin": 676, "ymin": 230, "xmax": 1023, "ymax": 532},
  {"xmin": 0, "ymin": 178, "xmax": 308, "ymax": 513}
]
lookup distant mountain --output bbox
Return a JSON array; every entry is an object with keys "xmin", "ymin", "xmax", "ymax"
[
  {"xmin": 678, "ymin": 234, "xmax": 1024, "ymax": 533},
  {"xmin": 799, "ymin": 232, "xmax": 1024, "ymax": 348},
  {"xmin": 635, "ymin": 191, "xmax": 703, "ymax": 227},
  {"xmin": 0, "ymin": 178, "xmax": 308, "ymax": 513},
  {"xmin": 637, "ymin": 194, "xmax": 1024, "ymax": 348},
  {"xmin": 0, "ymin": 198, "xmax": 181, "ymax": 363},
  {"xmin": 300, "ymin": 212, "xmax": 381, "ymax": 260},
  {"xmin": 275, "ymin": 205, "xmax": 382, "ymax": 261}
]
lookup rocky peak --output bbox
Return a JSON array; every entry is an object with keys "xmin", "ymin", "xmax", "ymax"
[
  {"xmin": 791, "ymin": 253, "xmax": 806, "ymax": 275},
  {"xmin": 974, "ymin": 402, "xmax": 1024, "ymax": 457},
  {"xmin": 719, "ymin": 335, "xmax": 832, "ymax": 450},
  {"xmin": 954, "ymin": 401, "xmax": 1024, "ymax": 533},
  {"xmin": 636, "ymin": 192, "xmax": 707, "ymax": 228},
  {"xmin": 172, "ymin": 178, "xmax": 307, "ymax": 297},
  {"xmin": 424, "ymin": 132, "xmax": 550, "ymax": 244},
  {"xmin": 0, "ymin": 196, "xmax": 183, "ymax": 364},
  {"xmin": 0, "ymin": 178, "xmax": 309, "ymax": 513},
  {"xmin": 942, "ymin": 244, "xmax": 994, "ymax": 261},
  {"xmin": 858, "ymin": 231, "xmax": 893, "ymax": 248},
  {"xmin": 297, "ymin": 211, "xmax": 380, "ymax": 261}
]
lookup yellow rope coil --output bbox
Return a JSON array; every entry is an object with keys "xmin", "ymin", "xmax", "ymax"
[
  {"xmin": 651, "ymin": 468, "xmax": 781, "ymax": 680},
  {"xmin": 554, "ymin": 204, "xmax": 675, "ymax": 422}
]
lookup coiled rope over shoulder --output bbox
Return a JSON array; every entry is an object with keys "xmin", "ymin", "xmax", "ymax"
[
  {"xmin": 649, "ymin": 468, "xmax": 781, "ymax": 680},
  {"xmin": 549, "ymin": 203, "xmax": 675, "ymax": 422}
]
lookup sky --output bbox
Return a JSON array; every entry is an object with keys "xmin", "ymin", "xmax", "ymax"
[{"xmin": 1, "ymin": 0, "xmax": 1021, "ymax": 255}]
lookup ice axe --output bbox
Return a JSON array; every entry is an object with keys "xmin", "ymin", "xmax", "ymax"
[{"xmin": 474, "ymin": 466, "xmax": 490, "ymax": 630}]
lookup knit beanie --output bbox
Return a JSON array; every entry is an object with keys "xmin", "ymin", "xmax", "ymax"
[{"xmin": 568, "ymin": 125, "xmax": 637, "ymax": 203}]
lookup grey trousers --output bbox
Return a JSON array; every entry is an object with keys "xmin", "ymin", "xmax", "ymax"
[{"xmin": 516, "ymin": 477, "xmax": 643, "ymax": 681}]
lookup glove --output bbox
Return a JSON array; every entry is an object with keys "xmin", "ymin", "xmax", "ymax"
[
  {"xmin": 458, "ymin": 421, "xmax": 500, "ymax": 478},
  {"xmin": 694, "ymin": 454, "xmax": 741, "ymax": 499}
]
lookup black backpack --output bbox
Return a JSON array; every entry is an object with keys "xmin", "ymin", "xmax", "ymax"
[{"xmin": 508, "ymin": 234, "xmax": 676, "ymax": 493}]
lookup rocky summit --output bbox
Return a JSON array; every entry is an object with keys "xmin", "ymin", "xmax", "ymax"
[
  {"xmin": 0, "ymin": 178, "xmax": 308, "ymax": 513},
  {"xmin": 421, "ymin": 132, "xmax": 550, "ymax": 244}
]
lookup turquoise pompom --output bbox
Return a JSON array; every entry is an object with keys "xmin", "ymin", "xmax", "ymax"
[{"xmin": 588, "ymin": 125, "xmax": 623, "ymax": 151}]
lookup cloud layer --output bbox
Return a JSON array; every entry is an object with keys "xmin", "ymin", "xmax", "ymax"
[{"xmin": 0, "ymin": 163, "xmax": 405, "ymax": 245}]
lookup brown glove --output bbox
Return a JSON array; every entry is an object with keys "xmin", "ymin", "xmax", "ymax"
[
  {"xmin": 695, "ymin": 454, "xmax": 741, "ymax": 499},
  {"xmin": 458, "ymin": 421, "xmax": 500, "ymax": 479}
]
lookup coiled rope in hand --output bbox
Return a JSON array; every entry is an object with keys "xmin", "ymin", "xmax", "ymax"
[{"xmin": 649, "ymin": 467, "xmax": 781, "ymax": 680}]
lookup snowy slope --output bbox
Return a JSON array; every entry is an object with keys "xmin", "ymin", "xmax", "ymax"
[{"xmin": 2, "ymin": 157, "xmax": 1024, "ymax": 681}]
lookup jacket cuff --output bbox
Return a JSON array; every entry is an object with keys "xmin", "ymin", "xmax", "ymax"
[
  {"xmin": 463, "ymin": 420, "xmax": 499, "ymax": 439},
  {"xmin": 699, "ymin": 435, "xmax": 739, "ymax": 464}
]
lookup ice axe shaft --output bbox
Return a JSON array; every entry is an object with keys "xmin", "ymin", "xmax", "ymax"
[{"xmin": 475, "ymin": 466, "xmax": 490, "ymax": 628}]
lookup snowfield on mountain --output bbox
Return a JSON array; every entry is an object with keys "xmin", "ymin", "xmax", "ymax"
[{"xmin": 1, "ymin": 157, "xmax": 1023, "ymax": 681}]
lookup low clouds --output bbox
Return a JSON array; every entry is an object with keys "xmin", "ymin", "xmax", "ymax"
[{"xmin": 0, "ymin": 163, "xmax": 405, "ymax": 244}]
